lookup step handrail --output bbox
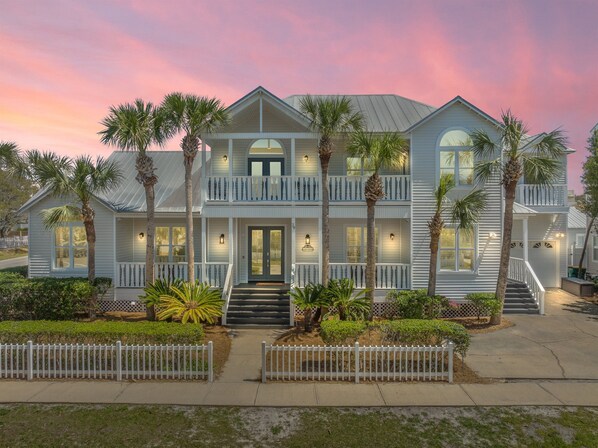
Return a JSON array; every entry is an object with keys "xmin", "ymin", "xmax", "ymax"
[
  {"xmin": 508, "ymin": 257, "xmax": 545, "ymax": 314},
  {"xmin": 221, "ymin": 263, "xmax": 234, "ymax": 325}
]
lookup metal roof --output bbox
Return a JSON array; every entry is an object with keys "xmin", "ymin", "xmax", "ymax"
[
  {"xmin": 568, "ymin": 206, "xmax": 586, "ymax": 229},
  {"xmin": 284, "ymin": 94, "xmax": 436, "ymax": 132},
  {"xmin": 513, "ymin": 202, "xmax": 538, "ymax": 215}
]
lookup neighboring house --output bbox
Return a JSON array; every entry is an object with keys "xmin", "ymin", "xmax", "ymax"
[
  {"xmin": 18, "ymin": 86, "xmax": 572, "ymax": 318},
  {"xmin": 568, "ymin": 205, "xmax": 588, "ymax": 267}
]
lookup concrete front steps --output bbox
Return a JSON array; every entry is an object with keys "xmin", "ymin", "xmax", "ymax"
[
  {"xmin": 225, "ymin": 284, "xmax": 291, "ymax": 327},
  {"xmin": 504, "ymin": 280, "xmax": 540, "ymax": 314}
]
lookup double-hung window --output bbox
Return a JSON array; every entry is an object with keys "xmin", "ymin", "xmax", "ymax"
[
  {"xmin": 156, "ymin": 226, "xmax": 186, "ymax": 263},
  {"xmin": 346, "ymin": 226, "xmax": 379, "ymax": 263},
  {"xmin": 439, "ymin": 130, "xmax": 474, "ymax": 186},
  {"xmin": 439, "ymin": 227, "xmax": 475, "ymax": 271},
  {"xmin": 53, "ymin": 224, "xmax": 87, "ymax": 270}
]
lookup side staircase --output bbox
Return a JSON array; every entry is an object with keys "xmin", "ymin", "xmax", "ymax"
[
  {"xmin": 225, "ymin": 284, "xmax": 291, "ymax": 327},
  {"xmin": 504, "ymin": 280, "xmax": 540, "ymax": 314}
]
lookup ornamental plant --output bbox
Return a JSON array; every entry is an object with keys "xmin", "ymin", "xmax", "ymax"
[
  {"xmin": 157, "ymin": 281, "xmax": 223, "ymax": 324},
  {"xmin": 386, "ymin": 289, "xmax": 448, "ymax": 319},
  {"xmin": 464, "ymin": 293, "xmax": 502, "ymax": 321}
]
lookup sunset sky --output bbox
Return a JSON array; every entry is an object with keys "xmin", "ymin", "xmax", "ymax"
[{"xmin": 1, "ymin": 0, "xmax": 597, "ymax": 192}]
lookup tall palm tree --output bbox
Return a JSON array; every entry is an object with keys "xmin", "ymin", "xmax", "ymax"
[
  {"xmin": 299, "ymin": 96, "xmax": 363, "ymax": 286},
  {"xmin": 471, "ymin": 111, "xmax": 567, "ymax": 324},
  {"xmin": 27, "ymin": 152, "xmax": 122, "ymax": 317},
  {"xmin": 427, "ymin": 174, "xmax": 487, "ymax": 295},
  {"xmin": 161, "ymin": 93, "xmax": 229, "ymax": 283},
  {"xmin": 99, "ymin": 99, "xmax": 171, "ymax": 320},
  {"xmin": 0, "ymin": 141, "xmax": 28, "ymax": 178},
  {"xmin": 347, "ymin": 130, "xmax": 408, "ymax": 312}
]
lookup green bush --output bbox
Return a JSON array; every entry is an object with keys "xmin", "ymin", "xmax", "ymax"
[
  {"xmin": 386, "ymin": 289, "xmax": 448, "ymax": 319},
  {"xmin": 320, "ymin": 319, "xmax": 367, "ymax": 344},
  {"xmin": 0, "ymin": 274, "xmax": 110, "ymax": 321},
  {"xmin": 0, "ymin": 320, "xmax": 204, "ymax": 344},
  {"xmin": 378, "ymin": 319, "xmax": 470, "ymax": 357},
  {"xmin": 465, "ymin": 292, "xmax": 502, "ymax": 320},
  {"xmin": 324, "ymin": 279, "xmax": 371, "ymax": 321},
  {"xmin": 0, "ymin": 265, "xmax": 27, "ymax": 276}
]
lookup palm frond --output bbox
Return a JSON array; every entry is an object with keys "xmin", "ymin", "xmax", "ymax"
[
  {"xmin": 469, "ymin": 129, "xmax": 498, "ymax": 160},
  {"xmin": 299, "ymin": 95, "xmax": 363, "ymax": 138},
  {"xmin": 521, "ymin": 155, "xmax": 561, "ymax": 185},
  {"xmin": 500, "ymin": 109, "xmax": 529, "ymax": 157},
  {"xmin": 40, "ymin": 205, "xmax": 82, "ymax": 229},
  {"xmin": 27, "ymin": 150, "xmax": 73, "ymax": 196},
  {"xmin": 435, "ymin": 174, "xmax": 455, "ymax": 213},
  {"xmin": 474, "ymin": 159, "xmax": 502, "ymax": 183},
  {"xmin": 87, "ymin": 156, "xmax": 123, "ymax": 195},
  {"xmin": 451, "ymin": 189, "xmax": 488, "ymax": 231},
  {"xmin": 528, "ymin": 129, "xmax": 568, "ymax": 159}
]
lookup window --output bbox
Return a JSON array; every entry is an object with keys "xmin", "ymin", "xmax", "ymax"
[
  {"xmin": 439, "ymin": 130, "xmax": 473, "ymax": 185},
  {"xmin": 156, "ymin": 226, "xmax": 186, "ymax": 263},
  {"xmin": 575, "ymin": 234, "xmax": 586, "ymax": 249},
  {"xmin": 439, "ymin": 227, "xmax": 475, "ymax": 271},
  {"xmin": 346, "ymin": 157, "xmax": 374, "ymax": 177},
  {"xmin": 53, "ymin": 224, "xmax": 87, "ymax": 270},
  {"xmin": 592, "ymin": 235, "xmax": 598, "ymax": 262},
  {"xmin": 346, "ymin": 226, "xmax": 378, "ymax": 263},
  {"xmin": 249, "ymin": 139, "xmax": 283, "ymax": 155}
]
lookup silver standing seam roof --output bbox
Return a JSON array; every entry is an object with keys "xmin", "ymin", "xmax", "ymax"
[
  {"xmin": 284, "ymin": 94, "xmax": 436, "ymax": 132},
  {"xmin": 568, "ymin": 206, "xmax": 587, "ymax": 229}
]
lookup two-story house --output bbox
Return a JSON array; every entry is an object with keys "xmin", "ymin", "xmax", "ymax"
[{"xmin": 19, "ymin": 87, "xmax": 571, "ymax": 324}]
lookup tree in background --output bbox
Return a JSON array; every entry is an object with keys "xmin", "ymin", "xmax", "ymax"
[{"xmin": 577, "ymin": 127, "xmax": 598, "ymax": 276}]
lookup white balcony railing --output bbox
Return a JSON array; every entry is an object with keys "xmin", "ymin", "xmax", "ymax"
[
  {"xmin": 206, "ymin": 175, "xmax": 410, "ymax": 203},
  {"xmin": 516, "ymin": 184, "xmax": 567, "ymax": 207},
  {"xmin": 116, "ymin": 262, "xmax": 229, "ymax": 289}
]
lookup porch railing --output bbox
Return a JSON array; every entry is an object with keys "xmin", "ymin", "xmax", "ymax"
[
  {"xmin": 205, "ymin": 175, "xmax": 410, "ymax": 202},
  {"xmin": 116, "ymin": 262, "xmax": 229, "ymax": 289},
  {"xmin": 508, "ymin": 257, "xmax": 545, "ymax": 314},
  {"xmin": 221, "ymin": 264, "xmax": 234, "ymax": 325},
  {"xmin": 516, "ymin": 184, "xmax": 567, "ymax": 207},
  {"xmin": 292, "ymin": 263, "xmax": 410, "ymax": 290}
]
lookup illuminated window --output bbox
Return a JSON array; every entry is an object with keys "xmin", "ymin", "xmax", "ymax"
[
  {"xmin": 439, "ymin": 227, "xmax": 475, "ymax": 271},
  {"xmin": 346, "ymin": 226, "xmax": 379, "ymax": 263},
  {"xmin": 156, "ymin": 226, "xmax": 186, "ymax": 263},
  {"xmin": 439, "ymin": 130, "xmax": 473, "ymax": 185},
  {"xmin": 249, "ymin": 139, "xmax": 283, "ymax": 155},
  {"xmin": 346, "ymin": 157, "xmax": 374, "ymax": 177},
  {"xmin": 53, "ymin": 224, "xmax": 87, "ymax": 270}
]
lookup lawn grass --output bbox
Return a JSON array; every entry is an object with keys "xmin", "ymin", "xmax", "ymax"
[
  {"xmin": 0, "ymin": 248, "xmax": 27, "ymax": 261},
  {"xmin": 0, "ymin": 405, "xmax": 596, "ymax": 447}
]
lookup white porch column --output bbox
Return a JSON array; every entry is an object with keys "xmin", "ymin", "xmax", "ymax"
[
  {"xmin": 201, "ymin": 217, "xmax": 207, "ymax": 282},
  {"xmin": 200, "ymin": 141, "xmax": 207, "ymax": 204},
  {"xmin": 523, "ymin": 217, "xmax": 529, "ymax": 263},
  {"xmin": 318, "ymin": 215, "xmax": 323, "ymax": 283},
  {"xmin": 291, "ymin": 138, "xmax": 296, "ymax": 200},
  {"xmin": 228, "ymin": 139, "xmax": 233, "ymax": 203},
  {"xmin": 228, "ymin": 217, "xmax": 234, "ymax": 265},
  {"xmin": 291, "ymin": 217, "xmax": 296, "ymax": 280}
]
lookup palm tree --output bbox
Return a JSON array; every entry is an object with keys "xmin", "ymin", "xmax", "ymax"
[
  {"xmin": 299, "ymin": 96, "xmax": 363, "ymax": 287},
  {"xmin": 99, "ymin": 99, "xmax": 171, "ymax": 320},
  {"xmin": 0, "ymin": 141, "xmax": 28, "ymax": 178},
  {"xmin": 27, "ymin": 152, "xmax": 122, "ymax": 317},
  {"xmin": 161, "ymin": 93, "xmax": 229, "ymax": 283},
  {"xmin": 471, "ymin": 111, "xmax": 567, "ymax": 324},
  {"xmin": 427, "ymin": 174, "xmax": 487, "ymax": 296},
  {"xmin": 347, "ymin": 130, "xmax": 408, "ymax": 313}
]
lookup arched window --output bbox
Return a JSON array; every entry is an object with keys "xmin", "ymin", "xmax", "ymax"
[
  {"xmin": 249, "ymin": 139, "xmax": 284, "ymax": 155},
  {"xmin": 439, "ymin": 129, "xmax": 474, "ymax": 186}
]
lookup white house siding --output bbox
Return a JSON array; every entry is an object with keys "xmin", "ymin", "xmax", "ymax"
[
  {"xmin": 207, "ymin": 218, "xmax": 230, "ymax": 263},
  {"xmin": 28, "ymin": 195, "xmax": 114, "ymax": 279},
  {"xmin": 410, "ymin": 102, "xmax": 502, "ymax": 299}
]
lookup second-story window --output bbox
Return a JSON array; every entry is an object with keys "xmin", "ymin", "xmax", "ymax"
[
  {"xmin": 439, "ymin": 130, "xmax": 474, "ymax": 186},
  {"xmin": 156, "ymin": 226, "xmax": 186, "ymax": 263}
]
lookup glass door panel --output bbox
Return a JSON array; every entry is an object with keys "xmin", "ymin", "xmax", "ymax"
[
  {"xmin": 248, "ymin": 226, "xmax": 284, "ymax": 281},
  {"xmin": 251, "ymin": 229, "xmax": 264, "ymax": 276},
  {"xmin": 269, "ymin": 229, "xmax": 282, "ymax": 276}
]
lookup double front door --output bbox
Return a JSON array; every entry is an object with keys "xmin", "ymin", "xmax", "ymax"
[{"xmin": 249, "ymin": 226, "xmax": 284, "ymax": 282}]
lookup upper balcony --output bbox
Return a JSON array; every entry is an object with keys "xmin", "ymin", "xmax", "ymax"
[
  {"xmin": 205, "ymin": 175, "xmax": 411, "ymax": 203},
  {"xmin": 516, "ymin": 184, "xmax": 568, "ymax": 208}
]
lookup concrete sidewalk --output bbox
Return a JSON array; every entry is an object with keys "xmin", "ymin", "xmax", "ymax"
[
  {"xmin": 0, "ymin": 256, "xmax": 27, "ymax": 270},
  {"xmin": 1, "ymin": 380, "xmax": 598, "ymax": 407}
]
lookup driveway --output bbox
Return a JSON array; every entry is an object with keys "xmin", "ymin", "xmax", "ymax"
[
  {"xmin": 467, "ymin": 289, "xmax": 598, "ymax": 380},
  {"xmin": 0, "ymin": 256, "xmax": 27, "ymax": 270}
]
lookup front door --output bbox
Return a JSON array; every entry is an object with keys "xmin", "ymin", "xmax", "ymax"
[{"xmin": 248, "ymin": 226, "xmax": 284, "ymax": 282}]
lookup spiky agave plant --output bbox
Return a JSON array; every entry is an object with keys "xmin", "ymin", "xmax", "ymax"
[
  {"xmin": 139, "ymin": 278, "xmax": 185, "ymax": 310},
  {"xmin": 157, "ymin": 281, "xmax": 224, "ymax": 324},
  {"xmin": 325, "ymin": 279, "xmax": 371, "ymax": 321}
]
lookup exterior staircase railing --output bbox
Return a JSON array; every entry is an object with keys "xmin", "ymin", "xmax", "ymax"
[
  {"xmin": 508, "ymin": 257, "xmax": 545, "ymax": 314},
  {"xmin": 220, "ymin": 263, "xmax": 234, "ymax": 325}
]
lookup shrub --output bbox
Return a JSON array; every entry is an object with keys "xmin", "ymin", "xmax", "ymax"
[
  {"xmin": 325, "ymin": 279, "xmax": 371, "ymax": 321},
  {"xmin": 378, "ymin": 319, "xmax": 470, "ymax": 357},
  {"xmin": 140, "ymin": 278, "xmax": 185, "ymax": 309},
  {"xmin": 320, "ymin": 319, "xmax": 367, "ymax": 345},
  {"xmin": 0, "ymin": 274, "xmax": 110, "ymax": 321},
  {"xmin": 290, "ymin": 283, "xmax": 326, "ymax": 332},
  {"xmin": 386, "ymin": 289, "xmax": 448, "ymax": 319},
  {"xmin": 0, "ymin": 265, "xmax": 27, "ymax": 276},
  {"xmin": 465, "ymin": 293, "xmax": 502, "ymax": 320},
  {"xmin": 0, "ymin": 320, "xmax": 204, "ymax": 344},
  {"xmin": 157, "ymin": 281, "xmax": 223, "ymax": 324}
]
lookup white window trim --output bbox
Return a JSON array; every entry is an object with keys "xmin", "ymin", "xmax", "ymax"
[
  {"xmin": 52, "ymin": 223, "xmax": 87, "ymax": 272},
  {"xmin": 156, "ymin": 226, "xmax": 187, "ymax": 263},
  {"xmin": 436, "ymin": 127, "xmax": 474, "ymax": 188},
  {"xmin": 575, "ymin": 233, "xmax": 586, "ymax": 249},
  {"xmin": 344, "ymin": 225, "xmax": 381, "ymax": 263},
  {"xmin": 438, "ymin": 225, "xmax": 477, "ymax": 272}
]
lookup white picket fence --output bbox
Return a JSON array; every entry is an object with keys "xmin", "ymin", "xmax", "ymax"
[
  {"xmin": 0, "ymin": 341, "xmax": 213, "ymax": 382},
  {"xmin": 261, "ymin": 342, "xmax": 453, "ymax": 383},
  {"xmin": 0, "ymin": 236, "xmax": 28, "ymax": 249}
]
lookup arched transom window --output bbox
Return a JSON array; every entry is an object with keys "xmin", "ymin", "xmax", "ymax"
[
  {"xmin": 249, "ymin": 139, "xmax": 284, "ymax": 155},
  {"xmin": 439, "ymin": 129, "xmax": 474, "ymax": 186}
]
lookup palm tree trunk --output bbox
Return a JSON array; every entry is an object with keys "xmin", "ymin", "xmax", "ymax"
[
  {"xmin": 578, "ymin": 216, "xmax": 595, "ymax": 277},
  {"xmin": 304, "ymin": 308, "xmax": 313, "ymax": 332},
  {"xmin": 427, "ymin": 212, "xmax": 442, "ymax": 296},
  {"xmin": 320, "ymin": 155, "xmax": 331, "ymax": 287},
  {"xmin": 366, "ymin": 198, "xmax": 376, "ymax": 320},
  {"xmin": 184, "ymin": 155, "xmax": 195, "ymax": 283},
  {"xmin": 494, "ymin": 181, "xmax": 518, "ymax": 325},
  {"xmin": 83, "ymin": 211, "xmax": 97, "ymax": 319},
  {"xmin": 145, "ymin": 182, "xmax": 156, "ymax": 321}
]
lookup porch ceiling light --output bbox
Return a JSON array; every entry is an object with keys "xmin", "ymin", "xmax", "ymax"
[
  {"xmin": 302, "ymin": 234, "xmax": 314, "ymax": 252},
  {"xmin": 219, "ymin": 234, "xmax": 225, "ymax": 244},
  {"xmin": 138, "ymin": 232, "xmax": 145, "ymax": 240}
]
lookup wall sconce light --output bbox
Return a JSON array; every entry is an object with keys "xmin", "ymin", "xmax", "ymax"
[
  {"xmin": 219, "ymin": 234, "xmax": 225, "ymax": 244},
  {"xmin": 390, "ymin": 233, "xmax": 395, "ymax": 241},
  {"xmin": 555, "ymin": 232, "xmax": 565, "ymax": 238},
  {"xmin": 222, "ymin": 154, "xmax": 228, "ymax": 162},
  {"xmin": 302, "ymin": 234, "xmax": 314, "ymax": 252},
  {"xmin": 303, "ymin": 154, "xmax": 309, "ymax": 163},
  {"xmin": 488, "ymin": 232, "xmax": 497, "ymax": 240},
  {"xmin": 138, "ymin": 232, "xmax": 145, "ymax": 240}
]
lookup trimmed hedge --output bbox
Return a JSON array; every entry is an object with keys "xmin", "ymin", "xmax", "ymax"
[
  {"xmin": 320, "ymin": 320, "xmax": 367, "ymax": 344},
  {"xmin": 0, "ymin": 320, "xmax": 204, "ymax": 344},
  {"xmin": 0, "ymin": 266, "xmax": 27, "ymax": 276},
  {"xmin": 379, "ymin": 319, "xmax": 470, "ymax": 357},
  {"xmin": 0, "ymin": 273, "xmax": 111, "ymax": 321},
  {"xmin": 386, "ymin": 289, "xmax": 448, "ymax": 319},
  {"xmin": 465, "ymin": 293, "xmax": 502, "ymax": 319}
]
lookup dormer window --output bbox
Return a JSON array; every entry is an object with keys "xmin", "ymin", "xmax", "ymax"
[{"xmin": 439, "ymin": 130, "xmax": 473, "ymax": 186}]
